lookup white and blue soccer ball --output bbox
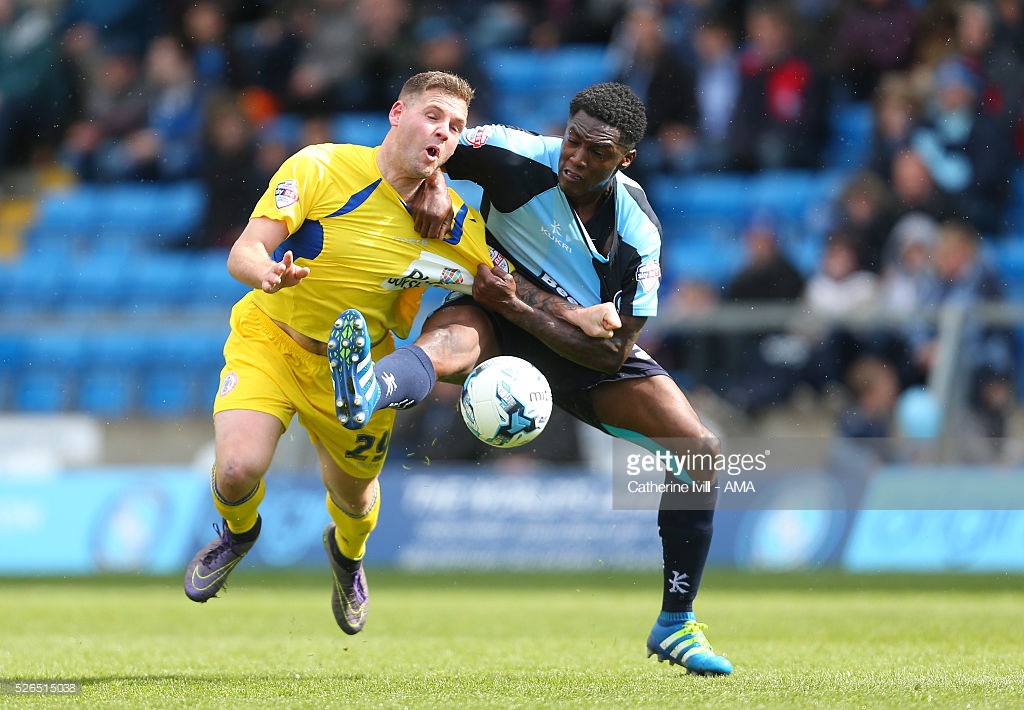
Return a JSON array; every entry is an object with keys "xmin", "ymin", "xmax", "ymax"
[{"xmin": 459, "ymin": 356, "xmax": 552, "ymax": 448}]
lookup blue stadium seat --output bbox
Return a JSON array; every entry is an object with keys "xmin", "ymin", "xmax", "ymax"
[
  {"xmin": 31, "ymin": 183, "xmax": 205, "ymax": 255},
  {"xmin": 183, "ymin": 253, "xmax": 248, "ymax": 309},
  {"xmin": 333, "ymin": 112, "xmax": 391, "ymax": 146},
  {"xmin": 661, "ymin": 231, "xmax": 745, "ymax": 288},
  {"xmin": 262, "ymin": 113, "xmax": 304, "ymax": 148},
  {"xmin": 61, "ymin": 254, "xmax": 134, "ymax": 314},
  {"xmin": 77, "ymin": 368, "xmax": 137, "ymax": 417},
  {"xmin": 483, "ymin": 45, "xmax": 614, "ymax": 132},
  {"xmin": 825, "ymin": 101, "xmax": 873, "ymax": 170},
  {"xmin": 139, "ymin": 368, "xmax": 199, "ymax": 417},
  {"xmin": 125, "ymin": 254, "xmax": 194, "ymax": 313},
  {"xmin": 991, "ymin": 234, "xmax": 1024, "ymax": 287},
  {"xmin": 13, "ymin": 370, "xmax": 72, "ymax": 412}
]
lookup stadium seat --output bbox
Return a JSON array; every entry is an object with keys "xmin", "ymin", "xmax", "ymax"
[
  {"xmin": 825, "ymin": 101, "xmax": 873, "ymax": 170},
  {"xmin": 77, "ymin": 368, "xmax": 137, "ymax": 417},
  {"xmin": 139, "ymin": 368, "xmax": 199, "ymax": 417},
  {"xmin": 126, "ymin": 254, "xmax": 195, "ymax": 313},
  {"xmin": 13, "ymin": 370, "xmax": 72, "ymax": 413},
  {"xmin": 31, "ymin": 183, "xmax": 205, "ymax": 255},
  {"xmin": 661, "ymin": 231, "xmax": 745, "ymax": 288},
  {"xmin": 183, "ymin": 253, "xmax": 249, "ymax": 309},
  {"xmin": 483, "ymin": 45, "xmax": 614, "ymax": 132},
  {"xmin": 333, "ymin": 112, "xmax": 391, "ymax": 146}
]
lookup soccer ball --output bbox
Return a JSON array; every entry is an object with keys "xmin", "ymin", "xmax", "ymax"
[{"xmin": 459, "ymin": 356, "xmax": 552, "ymax": 448}]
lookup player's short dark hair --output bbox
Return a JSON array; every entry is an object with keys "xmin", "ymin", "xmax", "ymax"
[
  {"xmin": 568, "ymin": 82, "xmax": 647, "ymax": 148},
  {"xmin": 400, "ymin": 71, "xmax": 474, "ymax": 107}
]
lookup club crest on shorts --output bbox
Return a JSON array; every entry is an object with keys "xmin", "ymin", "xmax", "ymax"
[
  {"xmin": 636, "ymin": 262, "xmax": 661, "ymax": 293},
  {"xmin": 274, "ymin": 179, "xmax": 299, "ymax": 209},
  {"xmin": 219, "ymin": 372, "xmax": 239, "ymax": 397}
]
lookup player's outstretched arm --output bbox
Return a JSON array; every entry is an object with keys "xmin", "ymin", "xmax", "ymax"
[
  {"xmin": 473, "ymin": 264, "xmax": 640, "ymax": 374},
  {"xmin": 227, "ymin": 217, "xmax": 310, "ymax": 293}
]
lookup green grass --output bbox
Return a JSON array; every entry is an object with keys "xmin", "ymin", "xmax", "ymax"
[{"xmin": 1, "ymin": 570, "xmax": 1022, "ymax": 709}]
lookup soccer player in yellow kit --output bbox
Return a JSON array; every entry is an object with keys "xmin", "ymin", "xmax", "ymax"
[{"xmin": 183, "ymin": 72, "xmax": 495, "ymax": 633}]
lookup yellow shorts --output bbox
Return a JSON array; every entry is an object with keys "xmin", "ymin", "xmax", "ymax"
[{"xmin": 213, "ymin": 295, "xmax": 397, "ymax": 479}]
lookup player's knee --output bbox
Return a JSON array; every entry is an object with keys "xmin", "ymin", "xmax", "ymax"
[
  {"xmin": 700, "ymin": 427, "xmax": 721, "ymax": 459},
  {"xmin": 214, "ymin": 455, "xmax": 266, "ymax": 497}
]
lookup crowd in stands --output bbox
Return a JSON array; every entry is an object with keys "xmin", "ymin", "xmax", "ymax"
[{"xmin": 3, "ymin": 0, "xmax": 1023, "ymax": 460}]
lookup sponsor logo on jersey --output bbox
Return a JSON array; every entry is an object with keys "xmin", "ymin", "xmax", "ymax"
[
  {"xmin": 440, "ymin": 267, "xmax": 465, "ymax": 285},
  {"xmin": 538, "ymin": 271, "xmax": 580, "ymax": 305},
  {"xmin": 465, "ymin": 126, "xmax": 492, "ymax": 148},
  {"xmin": 384, "ymin": 268, "xmax": 433, "ymax": 290},
  {"xmin": 392, "ymin": 236, "xmax": 430, "ymax": 246},
  {"xmin": 636, "ymin": 262, "xmax": 661, "ymax": 293},
  {"xmin": 541, "ymin": 221, "xmax": 572, "ymax": 254},
  {"xmin": 382, "ymin": 253, "xmax": 473, "ymax": 291},
  {"xmin": 274, "ymin": 179, "xmax": 299, "ymax": 209}
]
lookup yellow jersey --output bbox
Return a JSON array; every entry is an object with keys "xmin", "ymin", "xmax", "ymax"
[{"xmin": 248, "ymin": 143, "xmax": 492, "ymax": 344}]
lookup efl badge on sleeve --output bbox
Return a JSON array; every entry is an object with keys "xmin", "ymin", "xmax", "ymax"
[
  {"xmin": 466, "ymin": 126, "xmax": 492, "ymax": 148},
  {"xmin": 636, "ymin": 262, "xmax": 661, "ymax": 293},
  {"xmin": 274, "ymin": 179, "xmax": 299, "ymax": 209}
]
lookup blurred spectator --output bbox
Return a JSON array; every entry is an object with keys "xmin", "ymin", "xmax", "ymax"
[
  {"xmin": 835, "ymin": 354, "xmax": 901, "ymax": 456},
  {"xmin": 354, "ymin": 0, "xmax": 417, "ymax": 111},
  {"xmin": 610, "ymin": 2, "xmax": 698, "ymax": 177},
  {"xmin": 877, "ymin": 211, "xmax": 937, "ymax": 320},
  {"xmin": 0, "ymin": 0, "xmax": 72, "ymax": 171},
  {"xmin": 910, "ymin": 56, "xmax": 1012, "ymax": 234},
  {"xmin": 831, "ymin": 170, "xmax": 898, "ymax": 272},
  {"xmin": 798, "ymin": 228, "xmax": 880, "ymax": 395},
  {"xmin": 61, "ymin": 0, "xmax": 165, "ymax": 59},
  {"xmin": 954, "ymin": 0, "xmax": 1024, "ymax": 122},
  {"xmin": 728, "ymin": 0, "xmax": 829, "ymax": 171},
  {"xmin": 411, "ymin": 15, "xmax": 494, "ymax": 125},
  {"xmin": 888, "ymin": 147, "xmax": 953, "ymax": 224},
  {"xmin": 869, "ymin": 71, "xmax": 922, "ymax": 181},
  {"xmin": 724, "ymin": 212, "xmax": 806, "ymax": 302},
  {"xmin": 721, "ymin": 212, "xmax": 809, "ymax": 415},
  {"xmin": 94, "ymin": 34, "xmax": 205, "ymax": 182},
  {"xmin": 471, "ymin": 0, "xmax": 533, "ymax": 49},
  {"xmin": 186, "ymin": 94, "xmax": 267, "ymax": 250},
  {"xmin": 230, "ymin": 7, "xmax": 300, "ymax": 98},
  {"xmin": 874, "ymin": 212, "xmax": 938, "ymax": 388},
  {"xmin": 905, "ymin": 220, "xmax": 1017, "ymax": 436},
  {"xmin": 300, "ymin": 114, "xmax": 334, "ymax": 146},
  {"xmin": 182, "ymin": 0, "xmax": 248, "ymax": 93},
  {"xmin": 691, "ymin": 13, "xmax": 741, "ymax": 173},
  {"xmin": 830, "ymin": 0, "xmax": 919, "ymax": 101},
  {"xmin": 802, "ymin": 227, "xmax": 880, "ymax": 320},
  {"xmin": 58, "ymin": 44, "xmax": 148, "ymax": 182},
  {"xmin": 284, "ymin": 0, "xmax": 369, "ymax": 114}
]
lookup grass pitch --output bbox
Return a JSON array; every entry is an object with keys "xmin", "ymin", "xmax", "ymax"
[{"xmin": 1, "ymin": 569, "xmax": 1022, "ymax": 709}]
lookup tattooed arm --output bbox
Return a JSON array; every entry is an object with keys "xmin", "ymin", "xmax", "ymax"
[{"xmin": 472, "ymin": 264, "xmax": 640, "ymax": 374}]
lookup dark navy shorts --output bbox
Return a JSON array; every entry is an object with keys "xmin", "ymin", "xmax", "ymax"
[{"xmin": 434, "ymin": 294, "xmax": 670, "ymax": 430}]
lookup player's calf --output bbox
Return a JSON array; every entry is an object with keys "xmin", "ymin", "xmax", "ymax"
[{"xmin": 329, "ymin": 310, "xmax": 437, "ymax": 429}]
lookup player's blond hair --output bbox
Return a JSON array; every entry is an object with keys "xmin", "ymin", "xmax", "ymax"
[{"xmin": 399, "ymin": 71, "xmax": 474, "ymax": 108}]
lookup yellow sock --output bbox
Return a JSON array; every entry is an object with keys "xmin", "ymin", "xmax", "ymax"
[
  {"xmin": 326, "ymin": 482, "xmax": 379, "ymax": 561},
  {"xmin": 210, "ymin": 465, "xmax": 265, "ymax": 535}
]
